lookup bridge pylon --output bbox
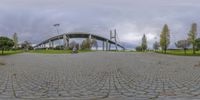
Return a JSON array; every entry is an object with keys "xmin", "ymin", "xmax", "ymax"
[{"xmin": 109, "ymin": 29, "xmax": 118, "ymax": 51}]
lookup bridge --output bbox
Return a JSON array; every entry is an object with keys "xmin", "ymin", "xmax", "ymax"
[{"xmin": 34, "ymin": 32, "xmax": 125, "ymax": 51}]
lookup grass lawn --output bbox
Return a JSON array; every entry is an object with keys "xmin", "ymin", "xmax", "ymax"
[
  {"xmin": 0, "ymin": 50, "xmax": 23, "ymax": 56},
  {"xmin": 155, "ymin": 49, "xmax": 200, "ymax": 56},
  {"xmin": 28, "ymin": 49, "xmax": 94, "ymax": 54}
]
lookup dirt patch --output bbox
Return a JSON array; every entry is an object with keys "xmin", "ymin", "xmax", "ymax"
[
  {"xmin": 159, "ymin": 91, "xmax": 176, "ymax": 96},
  {"xmin": 194, "ymin": 61, "xmax": 200, "ymax": 67},
  {"xmin": 0, "ymin": 61, "xmax": 5, "ymax": 66}
]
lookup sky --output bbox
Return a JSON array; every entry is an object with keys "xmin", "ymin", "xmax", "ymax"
[{"xmin": 0, "ymin": 0, "xmax": 200, "ymax": 49}]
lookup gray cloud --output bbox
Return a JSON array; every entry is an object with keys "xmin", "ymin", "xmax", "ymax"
[{"xmin": 0, "ymin": 0, "xmax": 200, "ymax": 49}]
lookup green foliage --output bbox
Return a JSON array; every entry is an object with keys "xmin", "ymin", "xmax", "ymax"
[
  {"xmin": 0, "ymin": 50, "xmax": 23, "ymax": 56},
  {"xmin": 69, "ymin": 41, "xmax": 79, "ymax": 50},
  {"xmin": 28, "ymin": 50, "xmax": 93, "ymax": 54},
  {"xmin": 160, "ymin": 24, "xmax": 170, "ymax": 53},
  {"xmin": 141, "ymin": 34, "xmax": 147, "ymax": 51},
  {"xmin": 196, "ymin": 38, "xmax": 200, "ymax": 50},
  {"xmin": 13, "ymin": 33, "xmax": 18, "ymax": 49},
  {"xmin": 188, "ymin": 23, "xmax": 197, "ymax": 54},
  {"xmin": 135, "ymin": 46, "xmax": 142, "ymax": 51},
  {"xmin": 91, "ymin": 39, "xmax": 98, "ymax": 50},
  {"xmin": 0, "ymin": 36, "xmax": 14, "ymax": 54},
  {"xmin": 21, "ymin": 41, "xmax": 33, "ymax": 51},
  {"xmin": 153, "ymin": 41, "xmax": 160, "ymax": 51},
  {"xmin": 175, "ymin": 40, "xmax": 190, "ymax": 49},
  {"xmin": 156, "ymin": 49, "xmax": 200, "ymax": 56},
  {"xmin": 81, "ymin": 38, "xmax": 97, "ymax": 50},
  {"xmin": 81, "ymin": 39, "xmax": 90, "ymax": 50},
  {"xmin": 55, "ymin": 45, "xmax": 64, "ymax": 50},
  {"xmin": 175, "ymin": 40, "xmax": 190, "ymax": 55}
]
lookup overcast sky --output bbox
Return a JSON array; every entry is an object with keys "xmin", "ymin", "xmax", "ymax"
[{"xmin": 0, "ymin": 0, "xmax": 200, "ymax": 49}]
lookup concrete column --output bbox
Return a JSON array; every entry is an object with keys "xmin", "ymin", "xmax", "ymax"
[
  {"xmin": 52, "ymin": 41, "xmax": 54, "ymax": 48},
  {"xmin": 89, "ymin": 34, "xmax": 92, "ymax": 40},
  {"xmin": 44, "ymin": 44, "xmax": 45, "ymax": 48},
  {"xmin": 63, "ymin": 34, "xmax": 67, "ymax": 50},
  {"xmin": 106, "ymin": 40, "xmax": 108, "ymax": 51},
  {"xmin": 49, "ymin": 40, "xmax": 51, "ymax": 48},
  {"xmin": 67, "ymin": 39, "xmax": 69, "ymax": 49},
  {"xmin": 89, "ymin": 34, "xmax": 92, "ymax": 48},
  {"xmin": 109, "ymin": 44, "xmax": 111, "ymax": 51},
  {"xmin": 115, "ymin": 43, "xmax": 118, "ymax": 51},
  {"xmin": 102, "ymin": 41, "xmax": 105, "ymax": 51}
]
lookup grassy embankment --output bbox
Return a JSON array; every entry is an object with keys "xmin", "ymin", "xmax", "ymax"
[
  {"xmin": 28, "ymin": 49, "xmax": 94, "ymax": 54},
  {"xmin": 0, "ymin": 49, "xmax": 94, "ymax": 55},
  {"xmin": 0, "ymin": 50, "xmax": 23, "ymax": 56},
  {"xmin": 155, "ymin": 49, "xmax": 200, "ymax": 56}
]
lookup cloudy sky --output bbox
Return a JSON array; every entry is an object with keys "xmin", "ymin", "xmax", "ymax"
[{"xmin": 0, "ymin": 0, "xmax": 200, "ymax": 49}]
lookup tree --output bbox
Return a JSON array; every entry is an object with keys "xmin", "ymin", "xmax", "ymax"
[
  {"xmin": 153, "ymin": 41, "xmax": 160, "ymax": 51},
  {"xmin": 81, "ymin": 39, "xmax": 91, "ymax": 50},
  {"xmin": 55, "ymin": 45, "xmax": 63, "ymax": 50},
  {"xmin": 196, "ymin": 38, "xmax": 200, "ymax": 51},
  {"xmin": 160, "ymin": 24, "xmax": 170, "ymax": 53},
  {"xmin": 188, "ymin": 23, "xmax": 197, "ymax": 54},
  {"xmin": 13, "ymin": 33, "xmax": 18, "ymax": 49},
  {"xmin": 0, "ymin": 36, "xmax": 14, "ymax": 54},
  {"xmin": 21, "ymin": 41, "xmax": 32, "ymax": 51},
  {"xmin": 135, "ymin": 46, "xmax": 142, "ymax": 51},
  {"xmin": 69, "ymin": 41, "xmax": 77, "ymax": 50},
  {"xmin": 175, "ymin": 40, "xmax": 190, "ymax": 55},
  {"xmin": 91, "ymin": 39, "xmax": 98, "ymax": 50},
  {"xmin": 81, "ymin": 38, "xmax": 98, "ymax": 50},
  {"xmin": 141, "ymin": 34, "xmax": 147, "ymax": 51}
]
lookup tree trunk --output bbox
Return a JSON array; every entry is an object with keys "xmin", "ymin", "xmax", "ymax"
[
  {"xmin": 2, "ymin": 48, "xmax": 4, "ymax": 55},
  {"xmin": 184, "ymin": 48, "xmax": 186, "ymax": 55},
  {"xmin": 193, "ymin": 45, "xmax": 196, "ymax": 54}
]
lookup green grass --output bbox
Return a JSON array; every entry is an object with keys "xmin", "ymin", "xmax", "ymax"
[
  {"xmin": 0, "ymin": 49, "xmax": 94, "ymax": 55},
  {"xmin": 155, "ymin": 50, "xmax": 200, "ymax": 56},
  {"xmin": 28, "ymin": 49, "xmax": 94, "ymax": 54},
  {"xmin": 0, "ymin": 50, "xmax": 23, "ymax": 56}
]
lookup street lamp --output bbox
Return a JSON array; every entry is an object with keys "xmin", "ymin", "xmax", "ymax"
[{"xmin": 53, "ymin": 24, "xmax": 60, "ymax": 34}]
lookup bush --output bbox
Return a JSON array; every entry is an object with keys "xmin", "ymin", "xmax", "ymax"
[
  {"xmin": 54, "ymin": 45, "xmax": 64, "ymax": 50},
  {"xmin": 135, "ymin": 46, "xmax": 142, "ymax": 51}
]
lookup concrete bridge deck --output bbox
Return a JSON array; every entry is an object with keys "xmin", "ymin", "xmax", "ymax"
[{"xmin": 34, "ymin": 32, "xmax": 125, "ymax": 50}]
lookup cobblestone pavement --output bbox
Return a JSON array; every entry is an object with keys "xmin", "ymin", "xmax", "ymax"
[{"xmin": 0, "ymin": 52, "xmax": 200, "ymax": 100}]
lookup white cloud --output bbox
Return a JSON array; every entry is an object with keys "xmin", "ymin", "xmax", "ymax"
[{"xmin": 0, "ymin": 0, "xmax": 200, "ymax": 49}]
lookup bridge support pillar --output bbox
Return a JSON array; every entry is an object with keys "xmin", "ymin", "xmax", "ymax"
[
  {"xmin": 106, "ymin": 40, "xmax": 108, "ymax": 51},
  {"xmin": 44, "ymin": 44, "xmax": 46, "ymax": 48},
  {"xmin": 89, "ymin": 34, "xmax": 92, "ymax": 40},
  {"xmin": 102, "ymin": 41, "xmax": 105, "ymax": 51},
  {"xmin": 52, "ymin": 41, "xmax": 54, "ymax": 48},
  {"xmin": 63, "ymin": 34, "xmax": 69, "ymax": 50},
  {"xmin": 109, "ymin": 44, "xmax": 111, "ymax": 51},
  {"xmin": 89, "ymin": 34, "xmax": 92, "ymax": 48},
  {"xmin": 48, "ymin": 40, "xmax": 51, "ymax": 49}
]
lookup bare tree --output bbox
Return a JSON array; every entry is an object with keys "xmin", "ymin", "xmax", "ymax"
[
  {"xmin": 153, "ymin": 41, "xmax": 160, "ymax": 51},
  {"xmin": 91, "ymin": 39, "xmax": 98, "ymax": 50},
  {"xmin": 175, "ymin": 40, "xmax": 190, "ymax": 55}
]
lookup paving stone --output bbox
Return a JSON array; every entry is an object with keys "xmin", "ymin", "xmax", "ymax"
[{"xmin": 0, "ymin": 52, "xmax": 200, "ymax": 100}]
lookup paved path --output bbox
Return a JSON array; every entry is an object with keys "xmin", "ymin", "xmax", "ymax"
[{"xmin": 0, "ymin": 52, "xmax": 200, "ymax": 100}]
